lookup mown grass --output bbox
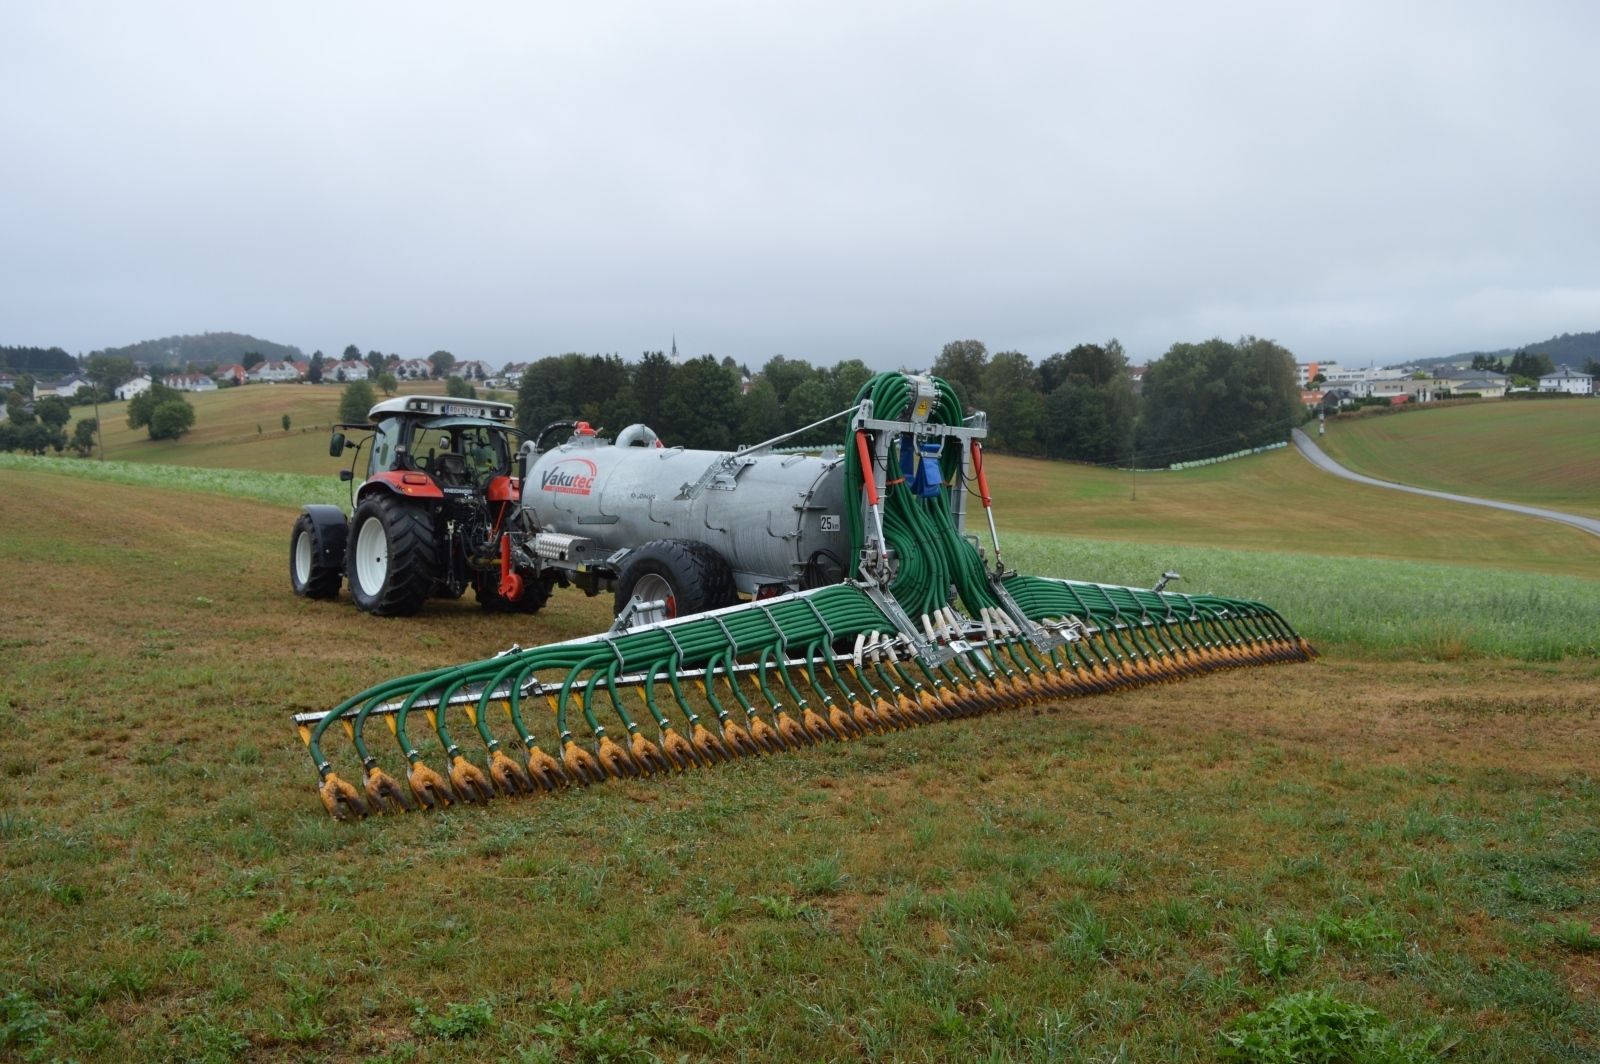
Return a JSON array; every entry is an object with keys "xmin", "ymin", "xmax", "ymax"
[
  {"xmin": 1318, "ymin": 399, "xmax": 1600, "ymax": 518},
  {"xmin": 3, "ymin": 424, "xmax": 1598, "ymax": 1060},
  {"xmin": 7, "ymin": 452, "xmax": 1596, "ymax": 661},
  {"xmin": 985, "ymin": 447, "xmax": 1600, "ymax": 580}
]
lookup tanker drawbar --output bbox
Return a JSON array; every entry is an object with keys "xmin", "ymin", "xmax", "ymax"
[{"xmin": 295, "ymin": 371, "xmax": 1314, "ymax": 818}]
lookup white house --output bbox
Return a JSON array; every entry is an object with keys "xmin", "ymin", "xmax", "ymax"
[
  {"xmin": 250, "ymin": 361, "xmax": 303, "ymax": 383},
  {"xmin": 326, "ymin": 360, "xmax": 370, "ymax": 382},
  {"xmin": 48, "ymin": 375, "xmax": 92, "ymax": 398},
  {"xmin": 163, "ymin": 374, "xmax": 218, "ymax": 393},
  {"xmin": 215, "ymin": 363, "xmax": 248, "ymax": 386},
  {"xmin": 1538, "ymin": 366, "xmax": 1594, "ymax": 396},
  {"xmin": 454, "ymin": 360, "xmax": 492, "ymax": 380},
  {"xmin": 1369, "ymin": 377, "xmax": 1437, "ymax": 404},
  {"xmin": 115, "ymin": 375, "xmax": 153, "ymax": 401},
  {"xmin": 1433, "ymin": 368, "xmax": 1508, "ymax": 399},
  {"xmin": 394, "ymin": 358, "xmax": 433, "ymax": 380},
  {"xmin": 500, "ymin": 362, "xmax": 530, "ymax": 385}
]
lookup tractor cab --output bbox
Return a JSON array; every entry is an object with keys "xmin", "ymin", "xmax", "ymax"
[
  {"xmin": 374, "ymin": 415, "xmax": 513, "ymax": 489},
  {"xmin": 331, "ymin": 395, "xmax": 519, "ymax": 499},
  {"xmin": 294, "ymin": 394, "xmax": 550, "ymax": 616}
]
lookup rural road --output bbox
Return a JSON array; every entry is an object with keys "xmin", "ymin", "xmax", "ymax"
[{"xmin": 1291, "ymin": 428, "xmax": 1600, "ymax": 539}]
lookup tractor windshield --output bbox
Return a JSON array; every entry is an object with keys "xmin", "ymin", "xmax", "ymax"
[{"xmin": 405, "ymin": 418, "xmax": 511, "ymax": 487}]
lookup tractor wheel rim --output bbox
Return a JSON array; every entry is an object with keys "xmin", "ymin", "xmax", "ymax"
[
  {"xmin": 632, "ymin": 574, "xmax": 675, "ymax": 625},
  {"xmin": 354, "ymin": 516, "xmax": 388, "ymax": 596},
  {"xmin": 294, "ymin": 530, "xmax": 312, "ymax": 585}
]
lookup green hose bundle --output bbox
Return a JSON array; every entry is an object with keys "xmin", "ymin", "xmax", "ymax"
[{"xmin": 842, "ymin": 373, "xmax": 999, "ymax": 619}]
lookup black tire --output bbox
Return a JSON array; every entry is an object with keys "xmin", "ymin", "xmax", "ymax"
[
  {"xmin": 289, "ymin": 512, "xmax": 344, "ymax": 599},
  {"xmin": 613, "ymin": 539, "xmax": 737, "ymax": 621},
  {"xmin": 345, "ymin": 494, "xmax": 437, "ymax": 616},
  {"xmin": 474, "ymin": 570, "xmax": 552, "ymax": 613}
]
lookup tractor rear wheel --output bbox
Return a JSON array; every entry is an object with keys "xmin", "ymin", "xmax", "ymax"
[
  {"xmin": 346, "ymin": 495, "xmax": 437, "ymax": 616},
  {"xmin": 290, "ymin": 513, "xmax": 344, "ymax": 599},
  {"xmin": 613, "ymin": 539, "xmax": 737, "ymax": 624}
]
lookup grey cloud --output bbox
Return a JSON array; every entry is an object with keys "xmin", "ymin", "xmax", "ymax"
[{"xmin": 2, "ymin": 0, "xmax": 1597, "ymax": 367}]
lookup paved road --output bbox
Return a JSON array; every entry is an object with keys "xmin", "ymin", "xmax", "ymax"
[{"xmin": 1291, "ymin": 428, "xmax": 1600, "ymax": 539}]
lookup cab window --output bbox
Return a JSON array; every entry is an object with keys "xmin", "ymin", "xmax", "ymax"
[{"xmin": 368, "ymin": 418, "xmax": 401, "ymax": 476}]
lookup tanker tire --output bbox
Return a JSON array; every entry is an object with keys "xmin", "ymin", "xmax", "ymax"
[
  {"xmin": 476, "ymin": 572, "xmax": 552, "ymax": 614},
  {"xmin": 614, "ymin": 539, "xmax": 738, "ymax": 620},
  {"xmin": 289, "ymin": 513, "xmax": 344, "ymax": 599},
  {"xmin": 346, "ymin": 495, "xmax": 437, "ymax": 616}
]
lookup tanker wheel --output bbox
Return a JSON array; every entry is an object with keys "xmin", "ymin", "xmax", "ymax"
[
  {"xmin": 614, "ymin": 540, "xmax": 737, "ymax": 625},
  {"xmin": 346, "ymin": 495, "xmax": 437, "ymax": 616},
  {"xmin": 289, "ymin": 513, "xmax": 343, "ymax": 599}
]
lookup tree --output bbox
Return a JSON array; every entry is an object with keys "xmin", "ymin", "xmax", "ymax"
[
  {"xmin": 281, "ymin": 413, "xmax": 292, "ymax": 432},
  {"xmin": 7, "ymin": 391, "xmax": 36, "ymax": 425},
  {"xmin": 1037, "ymin": 341, "xmax": 1138, "ymax": 463},
  {"xmin": 445, "ymin": 375, "xmax": 476, "ymax": 399},
  {"xmin": 660, "ymin": 356, "xmax": 742, "ymax": 449},
  {"xmin": 378, "ymin": 372, "xmax": 398, "ymax": 396},
  {"xmin": 428, "ymin": 350, "xmax": 456, "ymax": 378},
  {"xmin": 148, "ymin": 399, "xmax": 195, "ymax": 440},
  {"xmin": 242, "ymin": 351, "xmax": 265, "ymax": 371},
  {"xmin": 1585, "ymin": 358, "xmax": 1600, "ymax": 378},
  {"xmin": 932, "ymin": 340, "xmax": 988, "ymax": 411},
  {"xmin": 1507, "ymin": 350, "xmax": 1554, "ymax": 380},
  {"xmin": 1139, "ymin": 336, "xmax": 1299, "ymax": 464},
  {"xmin": 17, "ymin": 422, "xmax": 60, "ymax": 455},
  {"xmin": 34, "ymin": 396, "xmax": 70, "ymax": 432},
  {"xmin": 980, "ymin": 351, "xmax": 1043, "ymax": 453},
  {"xmin": 71, "ymin": 417, "xmax": 98, "ymax": 457},
  {"xmin": 85, "ymin": 354, "xmax": 136, "ymax": 399},
  {"xmin": 308, "ymin": 350, "xmax": 325, "ymax": 384},
  {"xmin": 339, "ymin": 381, "xmax": 377, "ymax": 424},
  {"xmin": 827, "ymin": 359, "xmax": 875, "ymax": 412},
  {"xmin": 631, "ymin": 352, "xmax": 674, "ymax": 433},
  {"xmin": 739, "ymin": 377, "xmax": 786, "ymax": 444},
  {"xmin": 759, "ymin": 356, "xmax": 817, "ymax": 406},
  {"xmin": 783, "ymin": 377, "xmax": 834, "ymax": 444}
]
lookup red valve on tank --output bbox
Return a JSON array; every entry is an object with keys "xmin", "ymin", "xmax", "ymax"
[{"xmin": 574, "ymin": 421, "xmax": 596, "ymax": 437}]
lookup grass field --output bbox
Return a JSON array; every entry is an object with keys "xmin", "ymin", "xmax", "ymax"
[
  {"xmin": 73, "ymin": 381, "xmax": 517, "ymax": 476},
  {"xmin": 1317, "ymin": 400, "xmax": 1600, "ymax": 519},
  {"xmin": 3, "ymin": 455, "xmax": 1598, "ymax": 1061}
]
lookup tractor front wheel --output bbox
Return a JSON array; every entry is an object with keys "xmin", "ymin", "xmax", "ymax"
[
  {"xmin": 290, "ymin": 513, "xmax": 344, "ymax": 599},
  {"xmin": 346, "ymin": 495, "xmax": 437, "ymax": 616}
]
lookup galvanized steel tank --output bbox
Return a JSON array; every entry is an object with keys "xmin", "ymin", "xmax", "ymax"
[{"xmin": 521, "ymin": 429, "xmax": 850, "ymax": 591}]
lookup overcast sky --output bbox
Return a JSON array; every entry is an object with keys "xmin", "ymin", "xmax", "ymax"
[{"xmin": 2, "ymin": 1, "xmax": 1596, "ymax": 369}]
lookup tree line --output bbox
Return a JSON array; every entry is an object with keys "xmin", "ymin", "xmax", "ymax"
[{"xmin": 511, "ymin": 337, "xmax": 1303, "ymax": 465}]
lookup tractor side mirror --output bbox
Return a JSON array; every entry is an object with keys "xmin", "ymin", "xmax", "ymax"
[
  {"xmin": 329, "ymin": 432, "xmax": 346, "ymax": 457},
  {"xmin": 339, "ymin": 469, "xmax": 354, "ymax": 482}
]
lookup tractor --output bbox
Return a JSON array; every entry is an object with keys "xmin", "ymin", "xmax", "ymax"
[{"xmin": 289, "ymin": 395, "xmax": 549, "ymax": 615}]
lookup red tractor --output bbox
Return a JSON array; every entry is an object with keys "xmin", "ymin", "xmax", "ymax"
[{"xmin": 288, "ymin": 395, "xmax": 547, "ymax": 616}]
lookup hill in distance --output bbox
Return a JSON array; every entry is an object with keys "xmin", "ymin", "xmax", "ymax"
[
  {"xmin": 90, "ymin": 331, "xmax": 304, "ymax": 369},
  {"xmin": 1401, "ymin": 329, "xmax": 1600, "ymax": 371}
]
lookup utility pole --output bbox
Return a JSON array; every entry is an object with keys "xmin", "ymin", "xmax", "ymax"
[
  {"xmin": 1129, "ymin": 433, "xmax": 1137, "ymax": 502},
  {"xmin": 85, "ymin": 352, "xmax": 106, "ymax": 460}
]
